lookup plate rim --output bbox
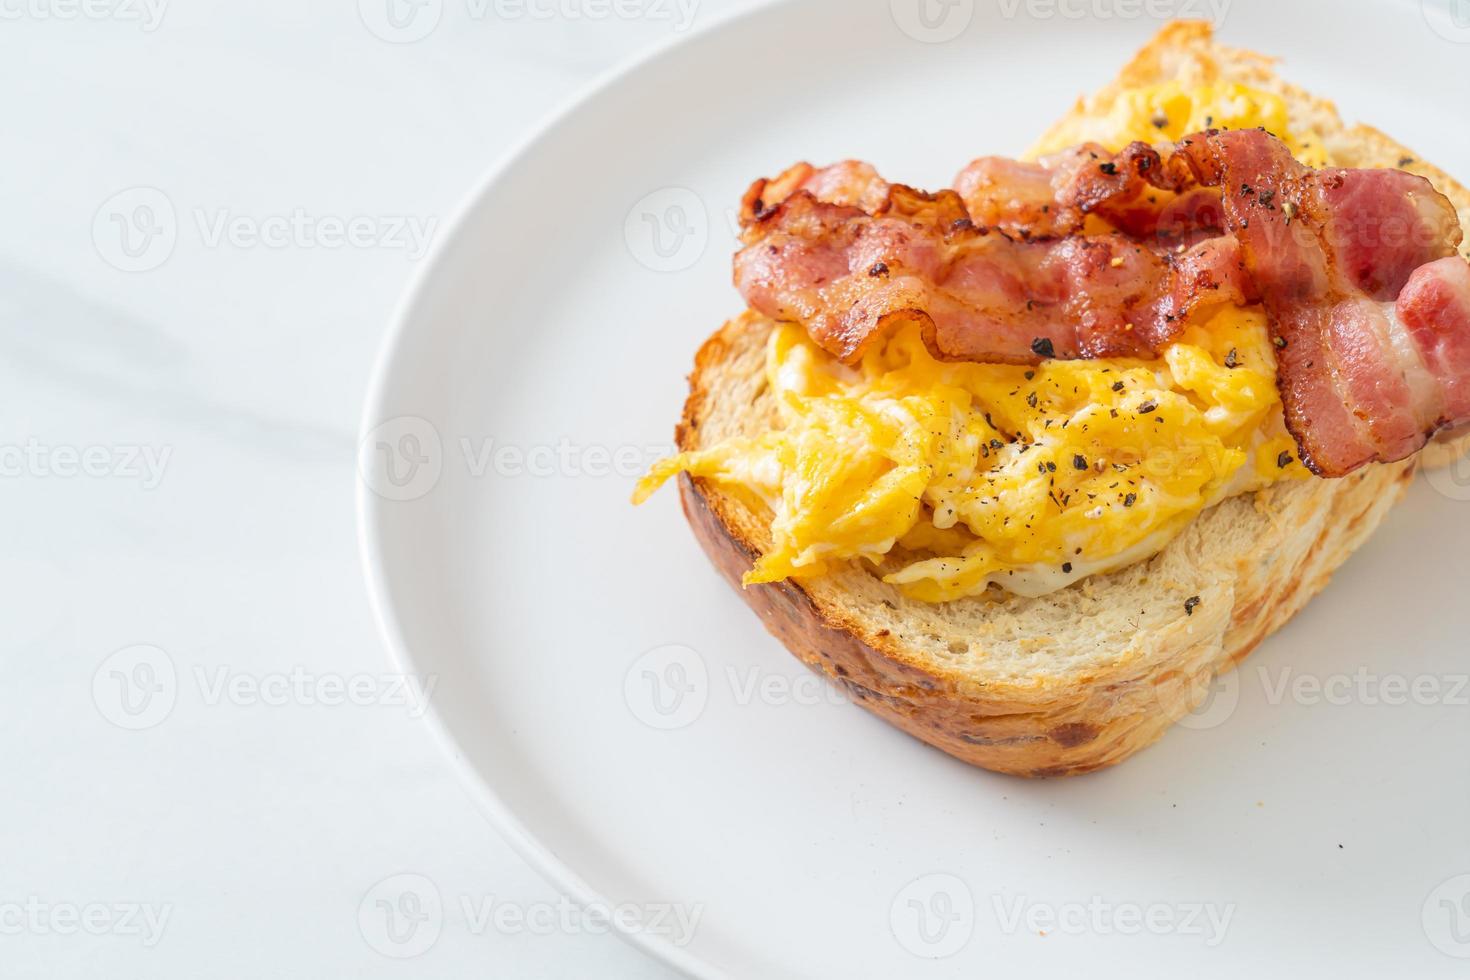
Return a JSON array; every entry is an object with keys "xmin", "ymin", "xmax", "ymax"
[
  {"xmin": 355, "ymin": 2, "xmax": 1450, "ymax": 976},
  {"xmin": 353, "ymin": 4, "xmax": 801, "ymax": 977}
]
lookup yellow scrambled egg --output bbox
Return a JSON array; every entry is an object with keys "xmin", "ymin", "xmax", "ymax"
[
  {"xmin": 1031, "ymin": 81, "xmax": 1329, "ymax": 167},
  {"xmin": 635, "ymin": 84, "xmax": 1316, "ymax": 602}
]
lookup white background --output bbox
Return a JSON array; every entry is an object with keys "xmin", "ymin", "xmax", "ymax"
[{"xmin": 0, "ymin": 0, "xmax": 765, "ymax": 975}]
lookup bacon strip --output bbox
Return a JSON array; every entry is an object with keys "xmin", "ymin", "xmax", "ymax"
[
  {"xmin": 955, "ymin": 142, "xmax": 1223, "ymax": 240},
  {"xmin": 735, "ymin": 181, "xmax": 1250, "ymax": 364},
  {"xmin": 733, "ymin": 130, "xmax": 1470, "ymax": 476},
  {"xmin": 1170, "ymin": 130, "xmax": 1464, "ymax": 474}
]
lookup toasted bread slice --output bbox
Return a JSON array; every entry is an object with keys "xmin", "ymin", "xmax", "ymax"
[
  {"xmin": 672, "ymin": 25, "xmax": 1454, "ymax": 776},
  {"xmin": 1033, "ymin": 20, "xmax": 1470, "ymax": 468},
  {"xmin": 679, "ymin": 314, "xmax": 1414, "ymax": 776}
]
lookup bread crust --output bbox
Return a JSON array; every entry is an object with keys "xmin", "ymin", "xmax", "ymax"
[{"xmin": 677, "ymin": 315, "xmax": 1413, "ymax": 777}]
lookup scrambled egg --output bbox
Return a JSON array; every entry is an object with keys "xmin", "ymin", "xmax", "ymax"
[
  {"xmin": 636, "ymin": 310, "xmax": 1306, "ymax": 601},
  {"xmin": 635, "ymin": 84, "xmax": 1316, "ymax": 602},
  {"xmin": 1030, "ymin": 81, "xmax": 1329, "ymax": 167}
]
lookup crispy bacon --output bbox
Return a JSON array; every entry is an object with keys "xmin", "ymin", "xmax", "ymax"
[
  {"xmin": 735, "ymin": 171, "xmax": 1250, "ymax": 364},
  {"xmin": 1169, "ymin": 130, "xmax": 1464, "ymax": 474},
  {"xmin": 954, "ymin": 142, "xmax": 1222, "ymax": 240},
  {"xmin": 733, "ymin": 130, "xmax": 1470, "ymax": 476}
]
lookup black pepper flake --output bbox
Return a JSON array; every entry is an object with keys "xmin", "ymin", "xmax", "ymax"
[
  {"xmin": 1026, "ymin": 391, "xmax": 1039, "ymax": 409},
  {"xmin": 1045, "ymin": 461, "xmax": 1057, "ymax": 473},
  {"xmin": 1123, "ymin": 492, "xmax": 1137, "ymax": 508},
  {"xmin": 1031, "ymin": 337, "xmax": 1055, "ymax": 358},
  {"xmin": 1273, "ymin": 335, "xmax": 1288, "ymax": 350},
  {"xmin": 1399, "ymin": 156, "xmax": 1415, "ymax": 167},
  {"xmin": 1111, "ymin": 380, "xmax": 1125, "ymax": 392},
  {"xmin": 1098, "ymin": 162, "xmax": 1118, "ymax": 176},
  {"xmin": 1224, "ymin": 348, "xmax": 1239, "ymax": 369},
  {"xmin": 990, "ymin": 439, "xmax": 1004, "ymax": 450},
  {"xmin": 1184, "ymin": 596, "xmax": 1201, "ymax": 616},
  {"xmin": 867, "ymin": 261, "xmax": 889, "ymax": 277},
  {"xmin": 1137, "ymin": 400, "xmax": 1158, "ymax": 415},
  {"xmin": 1024, "ymin": 370, "xmax": 1035, "ymax": 381},
  {"xmin": 1151, "ymin": 115, "xmax": 1169, "ymax": 128},
  {"xmin": 1062, "ymin": 562, "xmax": 1074, "ymax": 574},
  {"xmin": 1277, "ymin": 451, "xmax": 1294, "ymax": 469},
  {"xmin": 1072, "ymin": 454, "xmax": 1088, "ymax": 471}
]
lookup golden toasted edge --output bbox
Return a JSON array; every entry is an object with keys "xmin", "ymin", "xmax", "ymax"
[{"xmin": 676, "ymin": 314, "xmax": 1414, "ymax": 776}]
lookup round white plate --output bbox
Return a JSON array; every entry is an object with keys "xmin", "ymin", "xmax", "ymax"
[{"xmin": 358, "ymin": 1, "xmax": 1470, "ymax": 976}]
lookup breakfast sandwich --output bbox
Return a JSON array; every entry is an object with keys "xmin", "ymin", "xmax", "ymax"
[{"xmin": 634, "ymin": 22, "xmax": 1470, "ymax": 776}]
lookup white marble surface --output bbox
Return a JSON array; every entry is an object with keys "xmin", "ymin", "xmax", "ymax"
[{"xmin": 0, "ymin": 1, "xmax": 763, "ymax": 975}]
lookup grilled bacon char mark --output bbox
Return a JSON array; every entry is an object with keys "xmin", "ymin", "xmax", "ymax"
[{"xmin": 733, "ymin": 130, "xmax": 1470, "ymax": 476}]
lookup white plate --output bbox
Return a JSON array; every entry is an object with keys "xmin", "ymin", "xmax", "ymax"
[{"xmin": 358, "ymin": 2, "xmax": 1470, "ymax": 976}]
